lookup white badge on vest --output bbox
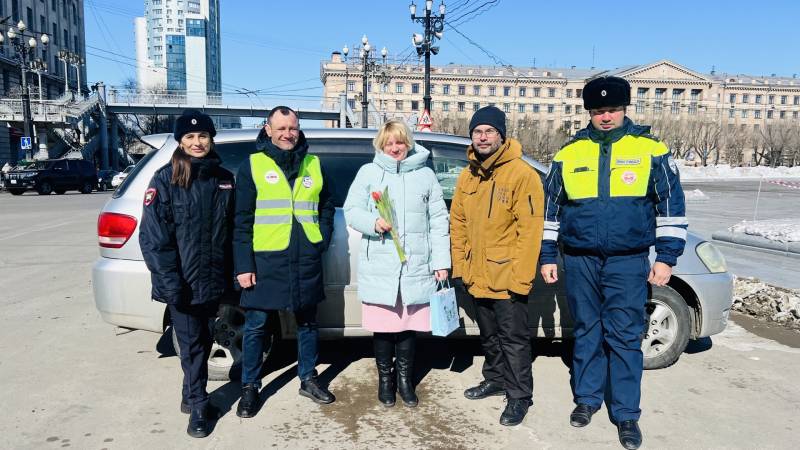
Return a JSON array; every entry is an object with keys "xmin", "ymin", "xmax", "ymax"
[
  {"xmin": 622, "ymin": 171, "xmax": 637, "ymax": 185},
  {"xmin": 265, "ymin": 171, "xmax": 280, "ymax": 184},
  {"xmin": 302, "ymin": 176, "xmax": 313, "ymax": 188}
]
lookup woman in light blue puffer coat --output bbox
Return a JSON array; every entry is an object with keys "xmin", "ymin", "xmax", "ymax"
[{"xmin": 344, "ymin": 119, "xmax": 450, "ymax": 408}]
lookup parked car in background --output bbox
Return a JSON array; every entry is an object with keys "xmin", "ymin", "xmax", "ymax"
[
  {"xmin": 5, "ymin": 159, "xmax": 97, "ymax": 195},
  {"xmin": 97, "ymin": 169, "xmax": 119, "ymax": 191},
  {"xmin": 111, "ymin": 165, "xmax": 135, "ymax": 188},
  {"xmin": 92, "ymin": 129, "xmax": 734, "ymax": 380}
]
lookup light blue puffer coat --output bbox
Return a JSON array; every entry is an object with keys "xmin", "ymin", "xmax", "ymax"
[{"xmin": 343, "ymin": 145, "xmax": 451, "ymax": 306}]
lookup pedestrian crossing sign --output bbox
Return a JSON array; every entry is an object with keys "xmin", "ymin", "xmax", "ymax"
[
  {"xmin": 417, "ymin": 109, "xmax": 433, "ymax": 132},
  {"xmin": 20, "ymin": 137, "xmax": 32, "ymax": 150}
]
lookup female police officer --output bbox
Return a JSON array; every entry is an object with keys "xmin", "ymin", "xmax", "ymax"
[{"xmin": 140, "ymin": 110, "xmax": 236, "ymax": 438}]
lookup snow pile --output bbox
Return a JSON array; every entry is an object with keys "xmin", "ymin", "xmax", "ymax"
[
  {"xmin": 733, "ymin": 277, "xmax": 800, "ymax": 330},
  {"xmin": 729, "ymin": 219, "xmax": 800, "ymax": 242},
  {"xmin": 684, "ymin": 188, "xmax": 709, "ymax": 202},
  {"xmin": 678, "ymin": 161, "xmax": 800, "ymax": 181}
]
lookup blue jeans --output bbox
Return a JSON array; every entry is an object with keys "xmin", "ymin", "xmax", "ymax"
[{"xmin": 241, "ymin": 305, "xmax": 319, "ymax": 388}]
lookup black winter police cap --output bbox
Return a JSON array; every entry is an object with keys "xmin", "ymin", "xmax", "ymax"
[
  {"xmin": 469, "ymin": 106, "xmax": 507, "ymax": 140},
  {"xmin": 174, "ymin": 109, "xmax": 217, "ymax": 141},
  {"xmin": 582, "ymin": 76, "xmax": 631, "ymax": 110}
]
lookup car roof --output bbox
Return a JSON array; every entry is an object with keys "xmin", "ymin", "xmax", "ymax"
[{"xmin": 206, "ymin": 127, "xmax": 473, "ymax": 146}]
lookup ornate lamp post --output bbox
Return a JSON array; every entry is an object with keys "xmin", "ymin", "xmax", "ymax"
[
  {"xmin": 58, "ymin": 50, "xmax": 84, "ymax": 96},
  {"xmin": 410, "ymin": 1, "xmax": 445, "ymax": 115},
  {"xmin": 0, "ymin": 19, "xmax": 50, "ymax": 161},
  {"xmin": 353, "ymin": 35, "xmax": 388, "ymax": 128}
]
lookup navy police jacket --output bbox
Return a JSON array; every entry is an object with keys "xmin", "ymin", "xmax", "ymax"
[
  {"xmin": 539, "ymin": 118, "xmax": 687, "ymax": 267},
  {"xmin": 140, "ymin": 152, "xmax": 236, "ymax": 305}
]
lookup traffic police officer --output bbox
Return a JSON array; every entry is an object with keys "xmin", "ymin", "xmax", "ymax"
[
  {"xmin": 539, "ymin": 76, "xmax": 687, "ymax": 450},
  {"xmin": 233, "ymin": 106, "xmax": 336, "ymax": 418},
  {"xmin": 140, "ymin": 110, "xmax": 236, "ymax": 438}
]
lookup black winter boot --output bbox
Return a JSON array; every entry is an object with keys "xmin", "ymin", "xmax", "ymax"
[
  {"xmin": 373, "ymin": 334, "xmax": 396, "ymax": 407},
  {"xmin": 395, "ymin": 331, "xmax": 418, "ymax": 407}
]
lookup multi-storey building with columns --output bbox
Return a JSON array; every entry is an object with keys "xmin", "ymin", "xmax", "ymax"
[
  {"xmin": 321, "ymin": 54, "xmax": 800, "ymax": 162},
  {"xmin": 0, "ymin": 0, "xmax": 87, "ymax": 165}
]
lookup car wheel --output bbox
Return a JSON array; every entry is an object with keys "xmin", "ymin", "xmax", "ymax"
[
  {"xmin": 9, "ymin": 188, "xmax": 25, "ymax": 196},
  {"xmin": 54, "ymin": 189, "xmax": 66, "ymax": 195},
  {"xmin": 80, "ymin": 181, "xmax": 93, "ymax": 194},
  {"xmin": 171, "ymin": 304, "xmax": 276, "ymax": 381},
  {"xmin": 97, "ymin": 182, "xmax": 106, "ymax": 192},
  {"xmin": 643, "ymin": 285, "xmax": 691, "ymax": 370},
  {"xmin": 37, "ymin": 181, "xmax": 52, "ymax": 195}
]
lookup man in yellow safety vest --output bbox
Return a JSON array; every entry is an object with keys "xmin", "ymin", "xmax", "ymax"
[{"xmin": 233, "ymin": 106, "xmax": 336, "ymax": 418}]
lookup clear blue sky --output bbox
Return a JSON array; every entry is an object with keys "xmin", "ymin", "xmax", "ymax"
[{"xmin": 85, "ymin": 0, "xmax": 800, "ymax": 112}]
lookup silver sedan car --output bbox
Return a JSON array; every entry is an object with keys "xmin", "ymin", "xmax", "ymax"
[{"xmin": 92, "ymin": 128, "xmax": 733, "ymax": 380}]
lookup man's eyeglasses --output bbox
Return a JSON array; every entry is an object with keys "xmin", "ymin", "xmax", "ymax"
[{"xmin": 471, "ymin": 128, "xmax": 499, "ymax": 138}]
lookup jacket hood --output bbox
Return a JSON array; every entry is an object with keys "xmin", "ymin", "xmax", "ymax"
[
  {"xmin": 467, "ymin": 137, "xmax": 523, "ymax": 178},
  {"xmin": 372, "ymin": 144, "xmax": 430, "ymax": 174}
]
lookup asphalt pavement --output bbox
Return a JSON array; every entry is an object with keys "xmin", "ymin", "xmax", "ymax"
[
  {"xmin": 0, "ymin": 188, "xmax": 799, "ymax": 449},
  {"xmin": 682, "ymin": 180, "xmax": 800, "ymax": 288}
]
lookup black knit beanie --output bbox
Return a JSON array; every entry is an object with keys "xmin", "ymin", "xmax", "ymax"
[{"xmin": 469, "ymin": 106, "xmax": 507, "ymax": 140}]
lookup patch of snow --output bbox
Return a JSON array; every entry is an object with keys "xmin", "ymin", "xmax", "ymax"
[
  {"xmin": 732, "ymin": 277, "xmax": 800, "ymax": 331},
  {"xmin": 684, "ymin": 188, "xmax": 709, "ymax": 202},
  {"xmin": 729, "ymin": 219, "xmax": 800, "ymax": 243},
  {"xmin": 678, "ymin": 161, "xmax": 800, "ymax": 181}
]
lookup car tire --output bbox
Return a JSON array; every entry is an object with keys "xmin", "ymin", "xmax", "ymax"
[
  {"xmin": 54, "ymin": 189, "xmax": 66, "ymax": 195},
  {"xmin": 80, "ymin": 181, "xmax": 93, "ymax": 194},
  {"xmin": 37, "ymin": 181, "xmax": 52, "ymax": 195},
  {"xmin": 9, "ymin": 188, "xmax": 25, "ymax": 196},
  {"xmin": 643, "ymin": 285, "xmax": 692, "ymax": 370},
  {"xmin": 171, "ymin": 304, "xmax": 277, "ymax": 381}
]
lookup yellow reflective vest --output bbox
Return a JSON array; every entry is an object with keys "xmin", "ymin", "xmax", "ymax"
[{"xmin": 249, "ymin": 153, "xmax": 323, "ymax": 251}]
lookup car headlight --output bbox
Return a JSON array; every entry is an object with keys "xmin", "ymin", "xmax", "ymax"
[{"xmin": 696, "ymin": 242, "xmax": 727, "ymax": 273}]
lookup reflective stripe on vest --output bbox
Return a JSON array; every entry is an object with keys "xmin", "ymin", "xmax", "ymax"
[
  {"xmin": 250, "ymin": 153, "xmax": 323, "ymax": 251},
  {"xmin": 556, "ymin": 135, "xmax": 668, "ymax": 200}
]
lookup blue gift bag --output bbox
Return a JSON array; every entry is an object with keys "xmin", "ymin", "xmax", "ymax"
[{"xmin": 430, "ymin": 280, "xmax": 459, "ymax": 337}]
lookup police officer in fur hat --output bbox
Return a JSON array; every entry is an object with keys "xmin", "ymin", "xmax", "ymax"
[{"xmin": 540, "ymin": 77, "xmax": 687, "ymax": 449}]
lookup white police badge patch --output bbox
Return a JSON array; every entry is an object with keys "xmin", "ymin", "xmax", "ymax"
[
  {"xmin": 191, "ymin": 119, "xmax": 198, "ymax": 125},
  {"xmin": 302, "ymin": 176, "xmax": 313, "ymax": 188},
  {"xmin": 667, "ymin": 156, "xmax": 679, "ymax": 174},
  {"xmin": 265, "ymin": 171, "xmax": 280, "ymax": 184}
]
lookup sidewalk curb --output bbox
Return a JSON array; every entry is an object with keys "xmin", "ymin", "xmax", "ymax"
[{"xmin": 711, "ymin": 231, "xmax": 800, "ymax": 259}]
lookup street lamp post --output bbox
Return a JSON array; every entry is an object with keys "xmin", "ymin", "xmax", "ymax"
[
  {"xmin": 0, "ymin": 19, "xmax": 50, "ymax": 162},
  {"xmin": 341, "ymin": 44, "xmax": 350, "ymax": 118},
  {"xmin": 58, "ymin": 50, "xmax": 84, "ymax": 97},
  {"xmin": 410, "ymin": 1, "xmax": 445, "ymax": 115},
  {"xmin": 353, "ymin": 35, "xmax": 387, "ymax": 128}
]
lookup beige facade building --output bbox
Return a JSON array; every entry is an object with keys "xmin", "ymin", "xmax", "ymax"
[{"xmin": 321, "ymin": 55, "xmax": 800, "ymax": 163}]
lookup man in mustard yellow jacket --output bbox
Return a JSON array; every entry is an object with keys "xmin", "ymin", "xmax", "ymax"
[{"xmin": 451, "ymin": 106, "xmax": 544, "ymax": 426}]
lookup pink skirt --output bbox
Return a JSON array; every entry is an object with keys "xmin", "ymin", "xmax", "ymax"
[{"xmin": 362, "ymin": 293, "xmax": 431, "ymax": 333}]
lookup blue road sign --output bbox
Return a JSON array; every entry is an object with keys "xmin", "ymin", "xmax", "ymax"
[{"xmin": 20, "ymin": 137, "xmax": 32, "ymax": 150}]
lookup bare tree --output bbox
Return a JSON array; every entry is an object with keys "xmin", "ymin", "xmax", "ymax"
[
  {"xmin": 720, "ymin": 123, "xmax": 750, "ymax": 166},
  {"xmin": 688, "ymin": 119, "xmax": 721, "ymax": 166},
  {"xmin": 435, "ymin": 113, "xmax": 469, "ymax": 137},
  {"xmin": 758, "ymin": 120, "xmax": 795, "ymax": 167}
]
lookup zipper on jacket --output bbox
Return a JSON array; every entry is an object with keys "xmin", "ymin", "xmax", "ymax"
[{"xmin": 487, "ymin": 180, "xmax": 496, "ymax": 218}]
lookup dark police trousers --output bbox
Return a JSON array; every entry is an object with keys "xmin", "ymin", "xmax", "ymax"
[
  {"xmin": 169, "ymin": 303, "xmax": 216, "ymax": 411},
  {"xmin": 564, "ymin": 253, "xmax": 649, "ymax": 422},
  {"xmin": 472, "ymin": 292, "xmax": 533, "ymax": 400}
]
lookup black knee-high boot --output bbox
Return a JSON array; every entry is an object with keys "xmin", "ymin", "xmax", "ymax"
[
  {"xmin": 395, "ymin": 331, "xmax": 418, "ymax": 407},
  {"xmin": 373, "ymin": 333, "xmax": 396, "ymax": 407}
]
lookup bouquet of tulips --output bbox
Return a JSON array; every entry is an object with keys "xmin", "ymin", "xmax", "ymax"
[{"xmin": 371, "ymin": 187, "xmax": 407, "ymax": 263}]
